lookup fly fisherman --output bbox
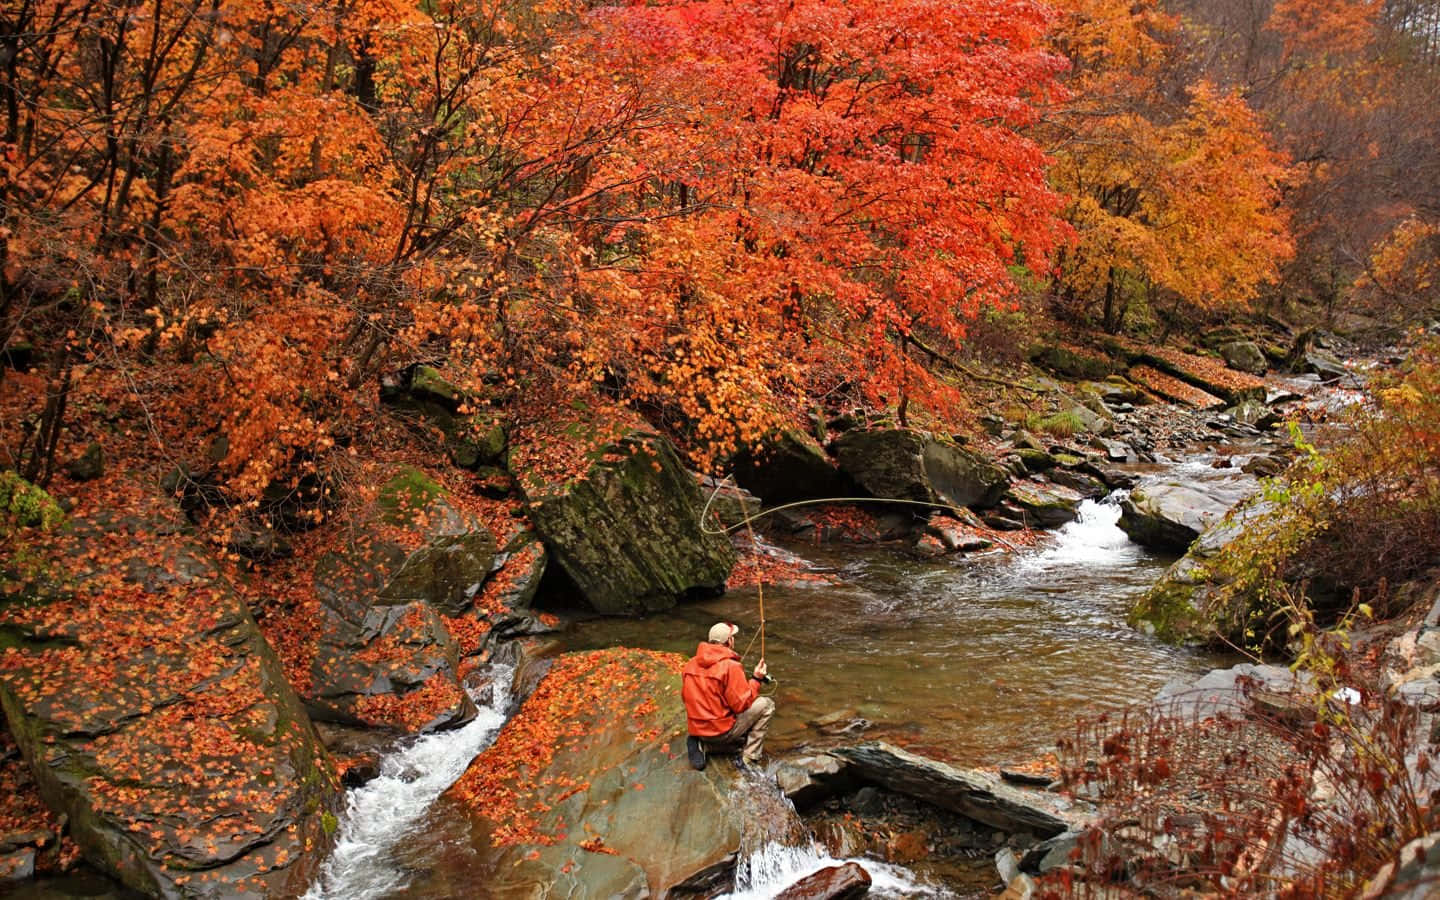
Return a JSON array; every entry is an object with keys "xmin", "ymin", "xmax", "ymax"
[{"xmin": 681, "ymin": 622, "xmax": 773, "ymax": 772}]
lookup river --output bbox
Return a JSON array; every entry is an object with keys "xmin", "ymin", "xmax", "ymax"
[{"xmin": 310, "ymin": 460, "xmax": 1251, "ymax": 897}]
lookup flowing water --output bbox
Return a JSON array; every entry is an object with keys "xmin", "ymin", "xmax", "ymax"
[
  {"xmin": 558, "ymin": 492, "xmax": 1237, "ymax": 765},
  {"xmin": 306, "ymin": 461, "xmax": 1252, "ymax": 897},
  {"xmin": 304, "ymin": 667, "xmax": 513, "ymax": 900}
]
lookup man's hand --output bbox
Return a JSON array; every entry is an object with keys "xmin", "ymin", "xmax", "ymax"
[{"xmin": 753, "ymin": 659, "xmax": 768, "ymax": 680}]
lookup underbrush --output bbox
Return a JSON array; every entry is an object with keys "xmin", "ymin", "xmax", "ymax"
[
  {"xmin": 1202, "ymin": 338, "xmax": 1440, "ymax": 649},
  {"xmin": 1052, "ymin": 606, "xmax": 1439, "ymax": 896}
]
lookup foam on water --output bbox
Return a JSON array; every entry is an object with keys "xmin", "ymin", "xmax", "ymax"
[
  {"xmin": 1015, "ymin": 494, "xmax": 1143, "ymax": 572},
  {"xmin": 723, "ymin": 841, "xmax": 949, "ymax": 899},
  {"xmin": 303, "ymin": 666, "xmax": 513, "ymax": 900}
]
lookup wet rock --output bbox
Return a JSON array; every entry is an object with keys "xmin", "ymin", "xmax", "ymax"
[
  {"xmin": 1366, "ymin": 830, "xmax": 1440, "ymax": 899},
  {"xmin": 1241, "ymin": 454, "xmax": 1287, "ymax": 477},
  {"xmin": 1046, "ymin": 467, "xmax": 1107, "ymax": 497},
  {"xmin": 774, "ymin": 861, "xmax": 872, "ymax": 900},
  {"xmin": 65, "ymin": 442, "xmax": 104, "ymax": 481},
  {"xmin": 834, "ymin": 429, "xmax": 1008, "ymax": 511},
  {"xmin": 833, "ymin": 743, "xmax": 1073, "ymax": 837},
  {"xmin": 226, "ymin": 520, "xmax": 294, "ymax": 561},
  {"xmin": 1128, "ymin": 499, "xmax": 1275, "ymax": 645},
  {"xmin": 1219, "ymin": 341, "xmax": 1268, "ymax": 375},
  {"xmin": 731, "ymin": 429, "xmax": 847, "ymax": 504},
  {"xmin": 698, "ymin": 475, "xmax": 763, "ymax": 531},
  {"xmin": 441, "ymin": 649, "xmax": 805, "ymax": 897},
  {"xmin": 1064, "ymin": 404, "xmax": 1114, "ymax": 437},
  {"xmin": 1015, "ymin": 448, "xmax": 1056, "ymax": 473},
  {"xmin": 996, "ymin": 847, "xmax": 1021, "ymax": 884},
  {"xmin": 1118, "ymin": 481, "xmax": 1252, "ymax": 553},
  {"xmin": 0, "ymin": 847, "xmax": 35, "ymax": 882},
  {"xmin": 1152, "ymin": 663, "xmax": 1311, "ymax": 721},
  {"xmin": 1020, "ymin": 829, "xmax": 1083, "ymax": 874},
  {"xmin": 926, "ymin": 515, "xmax": 994, "ymax": 553},
  {"xmin": 1005, "ymin": 482, "xmax": 1083, "ymax": 528},
  {"xmin": 520, "ymin": 431, "xmax": 735, "ymax": 615},
  {"xmin": 775, "ymin": 754, "xmax": 855, "ymax": 809},
  {"xmin": 306, "ymin": 480, "xmax": 483, "ymax": 731},
  {"xmin": 0, "ymin": 516, "xmax": 341, "ymax": 899}
]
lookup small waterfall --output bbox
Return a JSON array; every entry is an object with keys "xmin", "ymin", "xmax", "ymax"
[
  {"xmin": 1016, "ymin": 493, "xmax": 1142, "ymax": 572},
  {"xmin": 723, "ymin": 841, "xmax": 945, "ymax": 899},
  {"xmin": 303, "ymin": 666, "xmax": 513, "ymax": 900}
]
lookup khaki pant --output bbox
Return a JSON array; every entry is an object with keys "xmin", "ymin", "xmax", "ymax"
[{"xmin": 700, "ymin": 696, "xmax": 775, "ymax": 764}]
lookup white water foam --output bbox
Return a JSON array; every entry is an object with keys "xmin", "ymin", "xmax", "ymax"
[
  {"xmin": 723, "ymin": 841, "xmax": 949, "ymax": 899},
  {"xmin": 303, "ymin": 666, "xmax": 513, "ymax": 900},
  {"xmin": 1015, "ymin": 494, "xmax": 1143, "ymax": 572}
]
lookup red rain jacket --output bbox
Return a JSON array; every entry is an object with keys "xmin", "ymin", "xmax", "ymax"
[{"xmin": 681, "ymin": 642, "xmax": 759, "ymax": 737}]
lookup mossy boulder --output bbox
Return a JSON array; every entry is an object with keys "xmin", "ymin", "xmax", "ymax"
[
  {"xmin": 1129, "ymin": 505, "xmax": 1274, "ymax": 646},
  {"xmin": 1219, "ymin": 341, "xmax": 1268, "ymax": 376},
  {"xmin": 435, "ymin": 649, "xmax": 804, "ymax": 897},
  {"xmin": 307, "ymin": 479, "xmax": 484, "ymax": 732},
  {"xmin": 518, "ymin": 432, "xmax": 735, "ymax": 616},
  {"xmin": 380, "ymin": 369, "xmax": 507, "ymax": 471},
  {"xmin": 730, "ymin": 428, "xmax": 846, "ymax": 504},
  {"xmin": 834, "ymin": 429, "xmax": 1008, "ymax": 511},
  {"xmin": 0, "ymin": 516, "xmax": 341, "ymax": 899}
]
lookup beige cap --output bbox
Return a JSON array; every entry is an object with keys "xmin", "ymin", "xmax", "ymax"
[{"xmin": 708, "ymin": 622, "xmax": 739, "ymax": 643}]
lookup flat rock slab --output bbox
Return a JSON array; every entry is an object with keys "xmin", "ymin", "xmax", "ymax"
[{"xmin": 834, "ymin": 743, "xmax": 1073, "ymax": 838}]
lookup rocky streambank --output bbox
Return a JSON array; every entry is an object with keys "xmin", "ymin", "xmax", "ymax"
[{"xmin": 0, "ymin": 331, "xmax": 1389, "ymax": 897}]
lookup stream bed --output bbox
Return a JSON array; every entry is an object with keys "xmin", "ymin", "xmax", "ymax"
[{"xmin": 556, "ymin": 494, "xmax": 1237, "ymax": 766}]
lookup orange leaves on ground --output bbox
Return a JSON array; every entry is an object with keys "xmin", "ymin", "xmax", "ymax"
[
  {"xmin": 727, "ymin": 549, "xmax": 835, "ymax": 590},
  {"xmin": 450, "ymin": 648, "xmax": 683, "ymax": 848}
]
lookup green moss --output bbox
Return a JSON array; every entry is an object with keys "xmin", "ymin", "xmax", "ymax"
[
  {"xmin": 1130, "ymin": 579, "xmax": 1204, "ymax": 644},
  {"xmin": 322, "ymin": 811, "xmax": 339, "ymax": 837},
  {"xmin": 378, "ymin": 466, "xmax": 447, "ymax": 525},
  {"xmin": 0, "ymin": 471, "xmax": 64, "ymax": 531}
]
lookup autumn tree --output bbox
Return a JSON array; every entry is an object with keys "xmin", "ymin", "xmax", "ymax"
[{"xmin": 1045, "ymin": 0, "xmax": 1294, "ymax": 334}]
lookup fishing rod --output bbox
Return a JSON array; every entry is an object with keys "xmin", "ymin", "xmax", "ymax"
[{"xmin": 699, "ymin": 476, "xmax": 1027, "ymax": 684}]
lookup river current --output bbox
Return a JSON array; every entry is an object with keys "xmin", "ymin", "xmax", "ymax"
[{"xmin": 311, "ymin": 464, "xmax": 1249, "ymax": 897}]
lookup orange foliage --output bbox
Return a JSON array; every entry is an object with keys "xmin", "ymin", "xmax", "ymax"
[{"xmin": 450, "ymin": 648, "xmax": 683, "ymax": 847}]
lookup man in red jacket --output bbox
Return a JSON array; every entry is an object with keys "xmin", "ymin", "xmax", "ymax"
[{"xmin": 681, "ymin": 622, "xmax": 773, "ymax": 771}]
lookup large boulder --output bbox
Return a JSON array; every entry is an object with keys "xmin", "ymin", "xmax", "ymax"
[
  {"xmin": 834, "ymin": 429, "xmax": 1008, "ymax": 511},
  {"xmin": 833, "ymin": 743, "xmax": 1075, "ymax": 838},
  {"xmin": 431, "ymin": 648, "xmax": 803, "ymax": 897},
  {"xmin": 306, "ymin": 469, "xmax": 486, "ymax": 731},
  {"xmin": 731, "ymin": 428, "xmax": 847, "ymax": 504},
  {"xmin": 1219, "ymin": 341, "xmax": 1268, "ymax": 376},
  {"xmin": 1128, "ymin": 501, "xmax": 1275, "ymax": 645},
  {"xmin": 1118, "ymin": 479, "xmax": 1257, "ymax": 553},
  {"xmin": 518, "ymin": 432, "xmax": 735, "ymax": 615},
  {"xmin": 0, "ymin": 514, "xmax": 341, "ymax": 898}
]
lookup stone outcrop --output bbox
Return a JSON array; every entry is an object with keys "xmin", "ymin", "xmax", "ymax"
[
  {"xmin": 1118, "ymin": 478, "xmax": 1257, "ymax": 553},
  {"xmin": 834, "ymin": 429, "xmax": 1008, "ymax": 511},
  {"xmin": 520, "ymin": 432, "xmax": 735, "ymax": 615},
  {"xmin": 306, "ymin": 472, "xmax": 484, "ymax": 731},
  {"xmin": 1128, "ymin": 500, "xmax": 1275, "ymax": 645},
  {"xmin": 731, "ymin": 428, "xmax": 848, "ymax": 504},
  {"xmin": 438, "ymin": 649, "xmax": 805, "ymax": 897},
  {"xmin": 0, "ymin": 515, "xmax": 341, "ymax": 899},
  {"xmin": 833, "ymin": 742, "xmax": 1074, "ymax": 837}
]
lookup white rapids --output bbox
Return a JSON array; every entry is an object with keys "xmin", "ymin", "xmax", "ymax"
[
  {"xmin": 302, "ymin": 666, "xmax": 513, "ymax": 900},
  {"xmin": 1015, "ymin": 493, "xmax": 1143, "ymax": 572},
  {"xmin": 722, "ymin": 840, "xmax": 950, "ymax": 899}
]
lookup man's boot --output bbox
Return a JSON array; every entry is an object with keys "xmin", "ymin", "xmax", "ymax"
[{"xmin": 686, "ymin": 736, "xmax": 707, "ymax": 771}]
